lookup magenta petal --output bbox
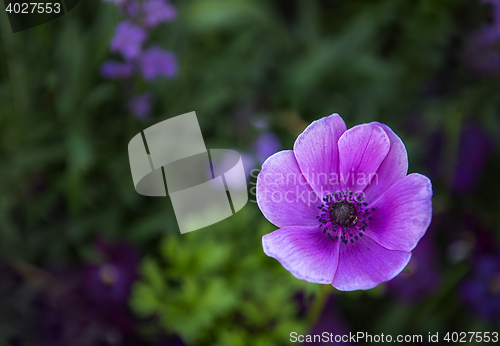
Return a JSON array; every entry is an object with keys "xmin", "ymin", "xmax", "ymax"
[
  {"xmin": 263, "ymin": 226, "xmax": 340, "ymax": 284},
  {"xmin": 257, "ymin": 150, "xmax": 319, "ymax": 227},
  {"xmin": 337, "ymin": 123, "xmax": 390, "ymax": 193},
  {"xmin": 293, "ymin": 114, "xmax": 347, "ymax": 197},
  {"xmin": 364, "ymin": 173, "xmax": 433, "ymax": 252},
  {"xmin": 363, "ymin": 123, "xmax": 408, "ymax": 202},
  {"xmin": 332, "ymin": 236, "xmax": 411, "ymax": 291}
]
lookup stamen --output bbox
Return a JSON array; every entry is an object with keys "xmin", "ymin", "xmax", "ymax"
[{"xmin": 317, "ymin": 190, "xmax": 374, "ymax": 245}]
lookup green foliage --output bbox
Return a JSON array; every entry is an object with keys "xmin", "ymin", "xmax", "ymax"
[{"xmin": 130, "ymin": 206, "xmax": 308, "ymax": 345}]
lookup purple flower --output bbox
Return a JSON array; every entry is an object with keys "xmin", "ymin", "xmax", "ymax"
[
  {"xmin": 125, "ymin": 0, "xmax": 141, "ymax": 18},
  {"xmin": 127, "ymin": 93, "xmax": 153, "ymax": 119},
  {"xmin": 143, "ymin": 0, "xmax": 177, "ymax": 28},
  {"xmin": 452, "ymin": 124, "xmax": 493, "ymax": 193},
  {"xmin": 139, "ymin": 47, "xmax": 178, "ymax": 80},
  {"xmin": 461, "ymin": 254, "xmax": 500, "ymax": 322},
  {"xmin": 110, "ymin": 20, "xmax": 147, "ymax": 60},
  {"xmin": 483, "ymin": 0, "xmax": 500, "ymax": 27},
  {"xmin": 256, "ymin": 114, "xmax": 433, "ymax": 291},
  {"xmin": 463, "ymin": 25, "xmax": 500, "ymax": 76},
  {"xmin": 254, "ymin": 132, "xmax": 281, "ymax": 163},
  {"xmin": 83, "ymin": 240, "xmax": 139, "ymax": 304},
  {"xmin": 28, "ymin": 241, "xmax": 142, "ymax": 345},
  {"xmin": 386, "ymin": 231, "xmax": 441, "ymax": 303},
  {"xmin": 100, "ymin": 60, "xmax": 134, "ymax": 79}
]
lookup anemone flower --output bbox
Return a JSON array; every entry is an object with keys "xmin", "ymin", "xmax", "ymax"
[
  {"xmin": 256, "ymin": 114, "xmax": 432, "ymax": 291},
  {"xmin": 461, "ymin": 254, "xmax": 500, "ymax": 322}
]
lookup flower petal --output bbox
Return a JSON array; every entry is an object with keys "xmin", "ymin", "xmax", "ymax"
[
  {"xmin": 362, "ymin": 123, "xmax": 408, "ymax": 202},
  {"xmin": 332, "ymin": 236, "xmax": 411, "ymax": 291},
  {"xmin": 338, "ymin": 123, "xmax": 390, "ymax": 193},
  {"xmin": 263, "ymin": 226, "xmax": 340, "ymax": 284},
  {"xmin": 364, "ymin": 173, "xmax": 433, "ymax": 252},
  {"xmin": 257, "ymin": 150, "xmax": 319, "ymax": 227},
  {"xmin": 293, "ymin": 114, "xmax": 347, "ymax": 197}
]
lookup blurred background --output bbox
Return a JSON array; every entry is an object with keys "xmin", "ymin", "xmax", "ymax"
[{"xmin": 1, "ymin": 0, "xmax": 500, "ymax": 345}]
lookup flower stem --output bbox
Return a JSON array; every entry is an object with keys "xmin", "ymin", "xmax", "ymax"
[{"xmin": 306, "ymin": 284, "xmax": 331, "ymax": 327}]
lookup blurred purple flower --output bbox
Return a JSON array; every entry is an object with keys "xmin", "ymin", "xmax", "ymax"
[
  {"xmin": 125, "ymin": 0, "xmax": 141, "ymax": 18},
  {"xmin": 463, "ymin": 25, "xmax": 500, "ymax": 76},
  {"xmin": 254, "ymin": 132, "xmax": 281, "ymax": 163},
  {"xmin": 29, "ymin": 240, "xmax": 142, "ymax": 345},
  {"xmin": 110, "ymin": 20, "xmax": 148, "ymax": 60},
  {"xmin": 100, "ymin": 60, "xmax": 134, "ymax": 79},
  {"xmin": 483, "ymin": 0, "xmax": 500, "ymax": 27},
  {"xmin": 143, "ymin": 0, "xmax": 177, "ymax": 28},
  {"xmin": 128, "ymin": 93, "xmax": 153, "ymax": 120},
  {"xmin": 461, "ymin": 253, "xmax": 500, "ymax": 322},
  {"xmin": 426, "ymin": 123, "xmax": 493, "ymax": 194},
  {"xmin": 241, "ymin": 152, "xmax": 258, "ymax": 178},
  {"xmin": 83, "ymin": 240, "xmax": 139, "ymax": 304},
  {"xmin": 386, "ymin": 231, "xmax": 441, "ymax": 303},
  {"xmin": 139, "ymin": 47, "xmax": 178, "ymax": 80},
  {"xmin": 452, "ymin": 124, "xmax": 493, "ymax": 193}
]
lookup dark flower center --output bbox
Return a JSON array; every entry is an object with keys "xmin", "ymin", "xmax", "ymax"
[
  {"xmin": 99, "ymin": 264, "xmax": 119, "ymax": 287},
  {"xmin": 329, "ymin": 201, "xmax": 356, "ymax": 227},
  {"xmin": 317, "ymin": 190, "xmax": 374, "ymax": 245}
]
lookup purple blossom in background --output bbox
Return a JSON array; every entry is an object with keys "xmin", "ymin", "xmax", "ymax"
[
  {"xmin": 83, "ymin": 240, "xmax": 139, "ymax": 304},
  {"xmin": 464, "ymin": 0, "xmax": 500, "ymax": 75},
  {"xmin": 100, "ymin": 60, "xmax": 134, "ymax": 79},
  {"xmin": 426, "ymin": 123, "xmax": 492, "ymax": 194},
  {"xmin": 31, "ymin": 240, "xmax": 142, "ymax": 345},
  {"xmin": 102, "ymin": 0, "xmax": 178, "ymax": 119},
  {"xmin": 110, "ymin": 20, "xmax": 148, "ymax": 60},
  {"xmin": 128, "ymin": 93, "xmax": 153, "ymax": 120},
  {"xmin": 254, "ymin": 132, "xmax": 281, "ymax": 163},
  {"xmin": 257, "ymin": 114, "xmax": 433, "ymax": 291},
  {"xmin": 241, "ymin": 152, "xmax": 258, "ymax": 177},
  {"xmin": 126, "ymin": 0, "xmax": 141, "ymax": 18},
  {"xmin": 452, "ymin": 124, "xmax": 493, "ymax": 193},
  {"xmin": 386, "ymin": 230, "xmax": 441, "ymax": 303},
  {"xmin": 139, "ymin": 47, "xmax": 178, "ymax": 80},
  {"xmin": 483, "ymin": 0, "xmax": 500, "ymax": 27},
  {"xmin": 461, "ymin": 253, "xmax": 500, "ymax": 322},
  {"xmin": 143, "ymin": 0, "xmax": 177, "ymax": 27}
]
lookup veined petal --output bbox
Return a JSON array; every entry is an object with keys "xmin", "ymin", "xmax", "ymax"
[
  {"xmin": 363, "ymin": 122, "xmax": 408, "ymax": 202},
  {"xmin": 257, "ymin": 150, "xmax": 319, "ymax": 227},
  {"xmin": 338, "ymin": 123, "xmax": 390, "ymax": 193},
  {"xmin": 293, "ymin": 114, "xmax": 347, "ymax": 197},
  {"xmin": 263, "ymin": 226, "xmax": 340, "ymax": 284},
  {"xmin": 364, "ymin": 173, "xmax": 433, "ymax": 252},
  {"xmin": 332, "ymin": 236, "xmax": 411, "ymax": 291}
]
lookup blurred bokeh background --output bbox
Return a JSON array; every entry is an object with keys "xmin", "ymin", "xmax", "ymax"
[{"xmin": 1, "ymin": 0, "xmax": 500, "ymax": 345}]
